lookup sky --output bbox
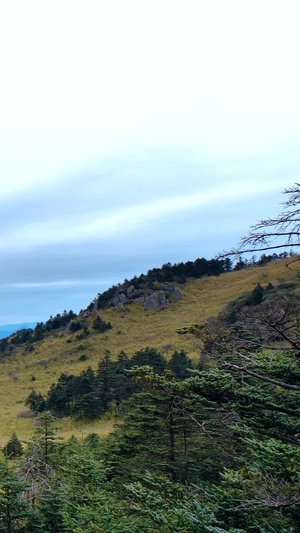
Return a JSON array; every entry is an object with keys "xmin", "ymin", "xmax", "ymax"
[{"xmin": 0, "ymin": 0, "xmax": 299, "ymax": 324}]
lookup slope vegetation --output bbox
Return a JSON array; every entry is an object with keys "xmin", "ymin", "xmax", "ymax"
[{"xmin": 0, "ymin": 256, "xmax": 298, "ymax": 444}]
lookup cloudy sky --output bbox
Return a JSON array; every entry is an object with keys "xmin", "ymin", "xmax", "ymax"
[{"xmin": 0, "ymin": 0, "xmax": 299, "ymax": 324}]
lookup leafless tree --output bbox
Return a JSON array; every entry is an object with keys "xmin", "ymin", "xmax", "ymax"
[{"xmin": 220, "ymin": 183, "xmax": 300, "ymax": 259}]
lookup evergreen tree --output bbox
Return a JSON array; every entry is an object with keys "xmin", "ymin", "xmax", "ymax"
[
  {"xmin": 3, "ymin": 434, "xmax": 23, "ymax": 459},
  {"xmin": 32, "ymin": 323, "xmax": 44, "ymax": 342},
  {"xmin": 96, "ymin": 351, "xmax": 115, "ymax": 413},
  {"xmin": 0, "ymin": 461, "xmax": 38, "ymax": 533},
  {"xmin": 245, "ymin": 283, "xmax": 264, "ymax": 306},
  {"xmin": 124, "ymin": 472, "xmax": 228, "ymax": 533},
  {"xmin": 55, "ymin": 439, "xmax": 134, "ymax": 533},
  {"xmin": 47, "ymin": 374, "xmax": 76, "ymax": 417},
  {"xmin": 69, "ymin": 321, "xmax": 82, "ymax": 333},
  {"xmin": 25, "ymin": 390, "xmax": 47, "ymax": 414},
  {"xmin": 38, "ymin": 476, "xmax": 67, "ymax": 533},
  {"xmin": 130, "ymin": 347, "xmax": 167, "ymax": 374},
  {"xmin": 107, "ymin": 367, "xmax": 233, "ymax": 484},
  {"xmin": 92, "ymin": 315, "xmax": 112, "ymax": 333},
  {"xmin": 112, "ymin": 351, "xmax": 135, "ymax": 407},
  {"xmin": 167, "ymin": 349, "xmax": 193, "ymax": 379}
]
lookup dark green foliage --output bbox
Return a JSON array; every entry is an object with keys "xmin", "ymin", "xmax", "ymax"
[
  {"xmin": 96, "ymin": 284, "xmax": 119, "ymax": 310},
  {"xmin": 47, "ymin": 369, "xmax": 97, "ymax": 418},
  {"xmin": 130, "ymin": 347, "xmax": 167, "ymax": 374},
  {"xmin": 76, "ymin": 326, "xmax": 89, "ymax": 339},
  {"xmin": 3, "ymin": 434, "xmax": 23, "ymax": 459},
  {"xmin": 245, "ymin": 283, "xmax": 264, "ymax": 306},
  {"xmin": 113, "ymin": 350, "xmax": 135, "ymax": 405},
  {"xmin": 47, "ymin": 373, "xmax": 77, "ymax": 416},
  {"xmin": 167, "ymin": 349, "xmax": 193, "ymax": 378},
  {"xmin": 106, "ymin": 368, "xmax": 238, "ymax": 485},
  {"xmin": 16, "ymin": 268, "xmax": 300, "ymax": 530},
  {"xmin": 92, "ymin": 315, "xmax": 112, "ymax": 333},
  {"xmin": 9, "ymin": 328, "xmax": 34, "ymax": 345},
  {"xmin": 32, "ymin": 323, "xmax": 44, "ymax": 342},
  {"xmin": 37, "ymin": 479, "xmax": 67, "ymax": 533},
  {"xmin": 25, "ymin": 390, "xmax": 47, "ymax": 414},
  {"xmin": 124, "ymin": 472, "xmax": 229, "ymax": 533},
  {"xmin": 257, "ymin": 253, "xmax": 276, "ymax": 266},
  {"xmin": 224, "ymin": 257, "xmax": 233, "ymax": 272},
  {"xmin": 69, "ymin": 320, "xmax": 82, "ymax": 333},
  {"xmin": 0, "ymin": 311, "xmax": 78, "ymax": 356},
  {"xmin": 8, "ymin": 330, "xmax": 300, "ymax": 532},
  {"xmin": 46, "ymin": 311, "xmax": 77, "ymax": 331},
  {"xmin": 72, "ymin": 367, "xmax": 98, "ymax": 418},
  {"xmin": 95, "ymin": 351, "xmax": 115, "ymax": 413},
  {"xmin": 39, "ymin": 347, "xmax": 168, "ymax": 421},
  {"xmin": 33, "ymin": 411, "xmax": 60, "ymax": 470},
  {"xmin": 233, "ymin": 257, "xmax": 247, "ymax": 270},
  {"xmin": 0, "ymin": 338, "xmax": 8, "ymax": 354},
  {"xmin": 84, "ymin": 433, "xmax": 101, "ymax": 448},
  {"xmin": 50, "ymin": 438, "xmax": 141, "ymax": 533},
  {"xmin": 0, "ymin": 461, "xmax": 36, "ymax": 533}
]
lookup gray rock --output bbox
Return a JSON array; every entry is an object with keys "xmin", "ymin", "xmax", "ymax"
[
  {"xmin": 127, "ymin": 285, "xmax": 136, "ymax": 295},
  {"xmin": 112, "ymin": 293, "xmax": 127, "ymax": 308},
  {"xmin": 80, "ymin": 312, "xmax": 91, "ymax": 318},
  {"xmin": 142, "ymin": 292, "xmax": 169, "ymax": 309},
  {"xmin": 170, "ymin": 287, "xmax": 184, "ymax": 298},
  {"xmin": 161, "ymin": 283, "xmax": 184, "ymax": 298}
]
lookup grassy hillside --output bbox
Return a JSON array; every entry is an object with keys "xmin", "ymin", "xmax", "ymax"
[{"xmin": 0, "ymin": 257, "xmax": 298, "ymax": 445}]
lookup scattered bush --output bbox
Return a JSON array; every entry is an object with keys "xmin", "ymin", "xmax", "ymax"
[{"xmin": 17, "ymin": 410, "xmax": 35, "ymax": 419}]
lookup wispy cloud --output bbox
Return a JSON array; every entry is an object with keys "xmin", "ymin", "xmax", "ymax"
[
  {"xmin": 0, "ymin": 179, "xmax": 284, "ymax": 251},
  {"xmin": 7, "ymin": 278, "xmax": 119, "ymax": 289}
]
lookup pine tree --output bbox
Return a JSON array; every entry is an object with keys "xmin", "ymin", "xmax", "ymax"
[
  {"xmin": 96, "ymin": 351, "xmax": 115, "ymax": 413},
  {"xmin": 167, "ymin": 350, "xmax": 193, "ymax": 379},
  {"xmin": 0, "ymin": 461, "xmax": 37, "ymax": 533},
  {"xmin": 107, "ymin": 367, "xmax": 228, "ymax": 484},
  {"xmin": 3, "ymin": 434, "xmax": 23, "ymax": 459},
  {"xmin": 38, "ymin": 476, "xmax": 67, "ymax": 533},
  {"xmin": 33, "ymin": 412, "xmax": 60, "ymax": 471},
  {"xmin": 130, "ymin": 347, "xmax": 167, "ymax": 374},
  {"xmin": 72, "ymin": 367, "xmax": 98, "ymax": 419},
  {"xmin": 25, "ymin": 390, "xmax": 47, "ymax": 414}
]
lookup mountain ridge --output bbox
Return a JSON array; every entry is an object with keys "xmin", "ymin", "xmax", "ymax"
[{"xmin": 0, "ymin": 254, "xmax": 298, "ymax": 444}]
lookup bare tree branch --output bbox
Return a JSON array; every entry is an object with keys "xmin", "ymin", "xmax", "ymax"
[
  {"xmin": 218, "ymin": 183, "xmax": 300, "ymax": 260},
  {"xmin": 224, "ymin": 363, "xmax": 300, "ymax": 391}
]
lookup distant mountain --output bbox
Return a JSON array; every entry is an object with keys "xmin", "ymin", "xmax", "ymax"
[{"xmin": 0, "ymin": 322, "xmax": 37, "ymax": 339}]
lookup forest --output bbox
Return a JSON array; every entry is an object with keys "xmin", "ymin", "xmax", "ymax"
[{"xmin": 0, "ymin": 185, "xmax": 299, "ymax": 532}]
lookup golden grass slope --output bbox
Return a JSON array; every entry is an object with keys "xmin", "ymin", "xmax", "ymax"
[{"xmin": 0, "ymin": 257, "xmax": 298, "ymax": 445}]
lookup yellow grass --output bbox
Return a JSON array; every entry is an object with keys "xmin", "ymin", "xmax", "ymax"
[{"xmin": 0, "ymin": 257, "xmax": 298, "ymax": 445}]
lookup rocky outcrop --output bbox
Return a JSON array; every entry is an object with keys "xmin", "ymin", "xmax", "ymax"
[
  {"xmin": 160, "ymin": 283, "xmax": 184, "ymax": 298},
  {"xmin": 139, "ymin": 291, "xmax": 169, "ymax": 309},
  {"xmin": 103, "ymin": 282, "xmax": 183, "ymax": 309},
  {"xmin": 112, "ymin": 293, "xmax": 127, "ymax": 308},
  {"xmin": 127, "ymin": 285, "xmax": 136, "ymax": 296}
]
